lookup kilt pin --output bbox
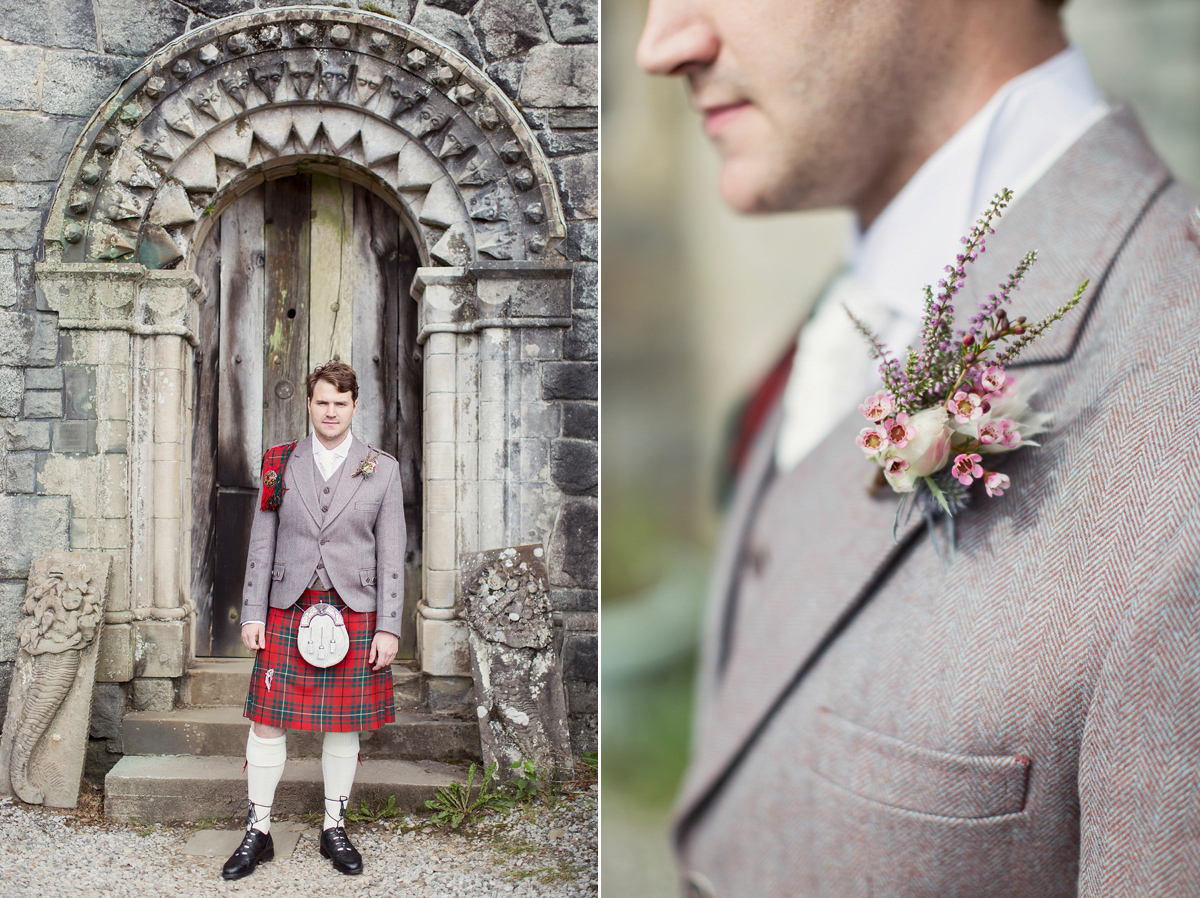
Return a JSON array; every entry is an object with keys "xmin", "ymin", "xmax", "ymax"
[{"xmin": 244, "ymin": 587, "xmax": 395, "ymax": 732}]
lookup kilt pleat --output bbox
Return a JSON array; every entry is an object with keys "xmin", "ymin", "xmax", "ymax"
[{"xmin": 244, "ymin": 587, "xmax": 395, "ymax": 732}]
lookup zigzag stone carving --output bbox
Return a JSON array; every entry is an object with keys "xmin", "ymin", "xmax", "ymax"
[{"xmin": 44, "ymin": 8, "xmax": 565, "ymax": 270}]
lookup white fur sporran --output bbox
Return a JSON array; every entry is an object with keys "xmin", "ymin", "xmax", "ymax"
[{"xmin": 297, "ymin": 603, "xmax": 350, "ymax": 667}]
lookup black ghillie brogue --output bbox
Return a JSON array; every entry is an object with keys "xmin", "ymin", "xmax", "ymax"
[
  {"xmin": 319, "ymin": 826, "xmax": 364, "ymax": 875},
  {"xmin": 221, "ymin": 829, "xmax": 274, "ymax": 880}
]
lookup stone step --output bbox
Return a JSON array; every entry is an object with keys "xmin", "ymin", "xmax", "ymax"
[
  {"xmin": 105, "ymin": 754, "xmax": 468, "ymax": 824},
  {"xmin": 122, "ymin": 706, "xmax": 481, "ymax": 762},
  {"xmin": 180, "ymin": 658, "xmax": 424, "ymax": 710}
]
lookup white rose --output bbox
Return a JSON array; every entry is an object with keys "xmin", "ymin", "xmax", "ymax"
[{"xmin": 881, "ymin": 407, "xmax": 953, "ymax": 492}]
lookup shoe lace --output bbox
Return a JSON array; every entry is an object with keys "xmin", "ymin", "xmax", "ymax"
[
  {"xmin": 243, "ymin": 799, "xmax": 270, "ymax": 832},
  {"xmin": 324, "ymin": 794, "xmax": 349, "ymax": 829}
]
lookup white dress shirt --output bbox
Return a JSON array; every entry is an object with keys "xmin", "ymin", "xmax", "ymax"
[
  {"xmin": 313, "ymin": 430, "xmax": 352, "ymax": 481},
  {"xmin": 775, "ymin": 47, "xmax": 1109, "ymax": 470}
]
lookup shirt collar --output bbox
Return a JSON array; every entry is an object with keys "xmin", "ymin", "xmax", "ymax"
[
  {"xmin": 311, "ymin": 430, "xmax": 353, "ymax": 458},
  {"xmin": 849, "ymin": 46, "xmax": 1109, "ymax": 323}
]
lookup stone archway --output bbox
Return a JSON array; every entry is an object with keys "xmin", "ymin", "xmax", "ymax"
[{"xmin": 35, "ymin": 6, "xmax": 572, "ymax": 688}]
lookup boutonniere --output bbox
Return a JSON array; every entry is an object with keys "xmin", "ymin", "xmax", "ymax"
[
  {"xmin": 848, "ymin": 189, "xmax": 1087, "ymax": 544},
  {"xmin": 352, "ymin": 448, "xmax": 380, "ymax": 478}
]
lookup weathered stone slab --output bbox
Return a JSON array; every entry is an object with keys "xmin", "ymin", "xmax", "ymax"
[
  {"xmin": 0, "ymin": 114, "xmax": 84, "ymax": 183},
  {"xmin": 43, "ymin": 51, "xmax": 140, "ymax": 117},
  {"xmin": 411, "ymin": 6, "xmax": 485, "ymax": 66},
  {"xmin": 564, "ymin": 308, "xmax": 597, "ymax": 360},
  {"xmin": 0, "ymin": 0, "xmax": 99, "ymax": 51},
  {"xmin": 0, "ymin": 47, "xmax": 45, "ymax": 112},
  {"xmin": 550, "ymin": 438, "xmax": 597, "ymax": 495},
  {"xmin": 542, "ymin": 361, "xmax": 596, "ymax": 400},
  {"xmin": 93, "ymin": 0, "xmax": 189, "ymax": 57},
  {"xmin": 550, "ymin": 153, "xmax": 598, "ymax": 219},
  {"xmin": 518, "ymin": 44, "xmax": 597, "ymax": 107},
  {"xmin": 0, "ymin": 551, "xmax": 111, "ymax": 808},
  {"xmin": 535, "ymin": 0, "xmax": 597, "ymax": 44},
  {"xmin": 547, "ymin": 498, "xmax": 596, "ymax": 588},
  {"xmin": 0, "ymin": 496, "xmax": 70, "ymax": 578},
  {"xmin": 0, "ymin": 213, "xmax": 44, "ymax": 252},
  {"xmin": 461, "ymin": 545, "xmax": 571, "ymax": 782},
  {"xmin": 470, "ymin": 0, "xmax": 549, "ymax": 61},
  {"xmin": 0, "ymin": 367, "xmax": 23, "ymax": 417}
]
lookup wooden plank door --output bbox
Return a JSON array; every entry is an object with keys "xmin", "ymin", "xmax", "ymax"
[{"xmin": 192, "ymin": 173, "xmax": 422, "ymax": 658}]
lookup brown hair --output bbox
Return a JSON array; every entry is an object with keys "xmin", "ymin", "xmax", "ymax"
[{"xmin": 306, "ymin": 360, "xmax": 359, "ymax": 401}]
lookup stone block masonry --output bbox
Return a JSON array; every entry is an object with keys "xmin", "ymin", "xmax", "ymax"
[{"xmin": 0, "ymin": 0, "xmax": 596, "ymax": 757}]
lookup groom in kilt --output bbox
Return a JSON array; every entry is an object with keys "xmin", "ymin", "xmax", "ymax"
[{"xmin": 222, "ymin": 361, "xmax": 405, "ymax": 880}]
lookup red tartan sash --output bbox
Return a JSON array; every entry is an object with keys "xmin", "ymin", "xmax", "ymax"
[{"xmin": 259, "ymin": 441, "xmax": 298, "ymax": 511}]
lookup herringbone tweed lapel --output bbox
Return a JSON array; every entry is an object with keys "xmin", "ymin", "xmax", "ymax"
[{"xmin": 674, "ymin": 105, "xmax": 1175, "ymax": 841}]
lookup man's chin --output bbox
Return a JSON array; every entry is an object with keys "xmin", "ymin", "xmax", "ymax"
[{"xmin": 718, "ymin": 162, "xmax": 799, "ymax": 215}]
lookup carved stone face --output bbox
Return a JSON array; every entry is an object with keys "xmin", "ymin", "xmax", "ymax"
[
  {"xmin": 250, "ymin": 63, "xmax": 285, "ymax": 101},
  {"xmin": 636, "ymin": 0, "xmax": 1031, "ymax": 218}
]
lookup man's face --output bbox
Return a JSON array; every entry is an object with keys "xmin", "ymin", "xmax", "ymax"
[
  {"xmin": 637, "ymin": 0, "xmax": 958, "ymax": 216},
  {"xmin": 307, "ymin": 379, "xmax": 357, "ymax": 448}
]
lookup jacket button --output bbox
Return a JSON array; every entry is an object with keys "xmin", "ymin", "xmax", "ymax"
[
  {"xmin": 249, "ymin": 563, "xmax": 255, "ymax": 569},
  {"xmin": 392, "ymin": 573, "xmax": 398, "ymax": 579},
  {"xmin": 391, "ymin": 592, "xmax": 397, "ymax": 597},
  {"xmin": 320, "ymin": 539, "xmax": 327, "ymax": 545},
  {"xmin": 247, "ymin": 580, "xmax": 253, "ymax": 587}
]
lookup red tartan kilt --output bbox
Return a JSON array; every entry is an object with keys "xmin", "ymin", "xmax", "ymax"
[{"xmin": 244, "ymin": 588, "xmax": 395, "ymax": 732}]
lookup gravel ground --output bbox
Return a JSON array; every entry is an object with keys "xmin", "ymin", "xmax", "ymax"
[{"xmin": 0, "ymin": 787, "xmax": 597, "ymax": 897}]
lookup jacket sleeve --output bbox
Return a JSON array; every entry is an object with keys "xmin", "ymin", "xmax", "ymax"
[
  {"xmin": 240, "ymin": 462, "xmax": 280, "ymax": 627},
  {"xmin": 1077, "ymin": 500, "xmax": 1200, "ymax": 895},
  {"xmin": 372, "ymin": 457, "xmax": 406, "ymax": 636}
]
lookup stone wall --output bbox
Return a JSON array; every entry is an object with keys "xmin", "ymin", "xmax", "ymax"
[{"xmin": 0, "ymin": 0, "xmax": 596, "ymax": 755}]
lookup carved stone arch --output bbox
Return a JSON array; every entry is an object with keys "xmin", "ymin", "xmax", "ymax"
[
  {"xmin": 34, "ymin": 5, "xmax": 577, "ymax": 686},
  {"xmin": 43, "ymin": 6, "xmax": 566, "ymax": 269}
]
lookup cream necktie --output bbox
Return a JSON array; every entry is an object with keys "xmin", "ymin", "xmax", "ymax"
[{"xmin": 774, "ymin": 273, "xmax": 896, "ymax": 471}]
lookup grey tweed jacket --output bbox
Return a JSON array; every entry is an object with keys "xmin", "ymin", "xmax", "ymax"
[
  {"xmin": 676, "ymin": 107, "xmax": 1200, "ymax": 897},
  {"xmin": 241, "ymin": 433, "xmax": 406, "ymax": 636}
]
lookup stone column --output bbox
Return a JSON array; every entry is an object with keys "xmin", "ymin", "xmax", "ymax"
[
  {"xmin": 412, "ymin": 263, "xmax": 571, "ymax": 681},
  {"xmin": 35, "ymin": 263, "xmax": 200, "ymax": 689}
]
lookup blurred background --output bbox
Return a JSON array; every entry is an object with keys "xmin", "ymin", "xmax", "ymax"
[{"xmin": 600, "ymin": 0, "xmax": 1200, "ymax": 892}]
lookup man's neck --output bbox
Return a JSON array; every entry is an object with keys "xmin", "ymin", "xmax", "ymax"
[
  {"xmin": 854, "ymin": 13, "xmax": 1067, "ymax": 229},
  {"xmin": 313, "ymin": 430, "xmax": 351, "ymax": 452}
]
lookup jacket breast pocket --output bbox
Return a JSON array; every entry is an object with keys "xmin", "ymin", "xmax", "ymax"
[
  {"xmin": 355, "ymin": 499, "xmax": 381, "ymax": 516},
  {"xmin": 809, "ymin": 707, "xmax": 1030, "ymax": 820},
  {"xmin": 270, "ymin": 563, "xmax": 285, "ymax": 582},
  {"xmin": 359, "ymin": 568, "xmax": 377, "ymax": 587}
]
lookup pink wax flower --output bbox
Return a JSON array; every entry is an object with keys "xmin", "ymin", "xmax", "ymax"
[
  {"xmin": 883, "ymin": 413, "xmax": 915, "ymax": 449},
  {"xmin": 978, "ymin": 420, "xmax": 1002, "ymax": 445},
  {"xmin": 999, "ymin": 419, "xmax": 1022, "ymax": 448},
  {"xmin": 884, "ymin": 456, "xmax": 910, "ymax": 481},
  {"xmin": 979, "ymin": 365, "xmax": 1009, "ymax": 394},
  {"xmin": 856, "ymin": 425, "xmax": 888, "ymax": 455},
  {"xmin": 984, "ymin": 471, "xmax": 1010, "ymax": 497},
  {"xmin": 860, "ymin": 391, "xmax": 896, "ymax": 423},
  {"xmin": 951, "ymin": 453, "xmax": 984, "ymax": 486},
  {"xmin": 946, "ymin": 390, "xmax": 985, "ymax": 424}
]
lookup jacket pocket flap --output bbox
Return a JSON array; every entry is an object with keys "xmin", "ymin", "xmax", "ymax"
[
  {"xmin": 809, "ymin": 708, "xmax": 1029, "ymax": 819},
  {"xmin": 355, "ymin": 499, "xmax": 381, "ymax": 513},
  {"xmin": 270, "ymin": 564, "xmax": 285, "ymax": 582},
  {"xmin": 359, "ymin": 568, "xmax": 377, "ymax": 586}
]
